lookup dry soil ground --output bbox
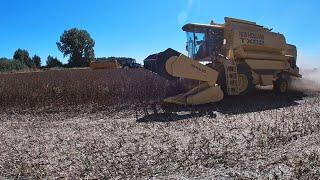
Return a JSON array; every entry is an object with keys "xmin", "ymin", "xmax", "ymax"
[
  {"xmin": 1, "ymin": 69, "xmax": 320, "ymax": 179},
  {"xmin": 0, "ymin": 70, "xmax": 320, "ymax": 179}
]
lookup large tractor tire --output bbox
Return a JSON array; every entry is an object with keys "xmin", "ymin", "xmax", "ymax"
[
  {"xmin": 210, "ymin": 62, "xmax": 254, "ymax": 95},
  {"xmin": 273, "ymin": 77, "xmax": 289, "ymax": 94},
  {"xmin": 237, "ymin": 63, "xmax": 255, "ymax": 95},
  {"xmin": 210, "ymin": 62, "xmax": 227, "ymax": 94}
]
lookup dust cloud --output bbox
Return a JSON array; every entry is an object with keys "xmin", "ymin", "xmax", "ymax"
[{"xmin": 290, "ymin": 68, "xmax": 320, "ymax": 93}]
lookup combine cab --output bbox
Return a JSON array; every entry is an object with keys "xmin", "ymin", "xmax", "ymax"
[{"xmin": 144, "ymin": 17, "xmax": 301, "ymax": 105}]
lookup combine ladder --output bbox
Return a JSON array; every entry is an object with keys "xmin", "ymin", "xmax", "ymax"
[{"xmin": 223, "ymin": 58, "xmax": 240, "ymax": 95}]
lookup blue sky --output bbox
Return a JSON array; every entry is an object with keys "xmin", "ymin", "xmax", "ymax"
[{"xmin": 0, "ymin": 0, "xmax": 319, "ymax": 66}]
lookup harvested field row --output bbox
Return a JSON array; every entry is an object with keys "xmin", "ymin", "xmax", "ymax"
[
  {"xmin": 1, "ymin": 92, "xmax": 320, "ymax": 179},
  {"xmin": 1, "ymin": 68, "xmax": 320, "ymax": 179}
]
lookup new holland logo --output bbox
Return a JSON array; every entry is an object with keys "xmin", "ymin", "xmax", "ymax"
[{"xmin": 239, "ymin": 31, "xmax": 265, "ymax": 45}]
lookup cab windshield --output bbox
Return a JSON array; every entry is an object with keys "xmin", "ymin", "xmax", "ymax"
[
  {"xmin": 186, "ymin": 28, "xmax": 224, "ymax": 60},
  {"xmin": 186, "ymin": 32, "xmax": 205, "ymax": 59}
]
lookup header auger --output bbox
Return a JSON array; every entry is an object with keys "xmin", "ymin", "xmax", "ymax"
[{"xmin": 144, "ymin": 17, "xmax": 301, "ymax": 105}]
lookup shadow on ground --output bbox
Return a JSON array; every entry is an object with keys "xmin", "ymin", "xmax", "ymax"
[
  {"xmin": 215, "ymin": 89, "xmax": 307, "ymax": 115},
  {"xmin": 136, "ymin": 111, "xmax": 214, "ymax": 123},
  {"xmin": 137, "ymin": 89, "xmax": 309, "ymax": 123}
]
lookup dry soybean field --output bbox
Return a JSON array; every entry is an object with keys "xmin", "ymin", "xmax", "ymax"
[{"xmin": 1, "ymin": 68, "xmax": 320, "ymax": 179}]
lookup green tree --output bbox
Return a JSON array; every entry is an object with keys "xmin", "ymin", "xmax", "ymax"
[
  {"xmin": 57, "ymin": 28, "xmax": 95, "ymax": 67},
  {"xmin": 46, "ymin": 56, "xmax": 63, "ymax": 68},
  {"xmin": 13, "ymin": 49, "xmax": 33, "ymax": 68},
  {"xmin": 32, "ymin": 55, "xmax": 41, "ymax": 69}
]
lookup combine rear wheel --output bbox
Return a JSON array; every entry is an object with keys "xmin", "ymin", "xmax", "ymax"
[{"xmin": 274, "ymin": 77, "xmax": 289, "ymax": 94}]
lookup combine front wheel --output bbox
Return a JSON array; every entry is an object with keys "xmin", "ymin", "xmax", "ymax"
[{"xmin": 237, "ymin": 64, "xmax": 254, "ymax": 95}]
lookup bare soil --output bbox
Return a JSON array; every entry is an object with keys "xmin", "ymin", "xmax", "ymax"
[{"xmin": 1, "ymin": 88, "xmax": 320, "ymax": 179}]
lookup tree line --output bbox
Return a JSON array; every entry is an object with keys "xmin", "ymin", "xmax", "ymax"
[{"xmin": 1, "ymin": 28, "xmax": 137, "ymax": 72}]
